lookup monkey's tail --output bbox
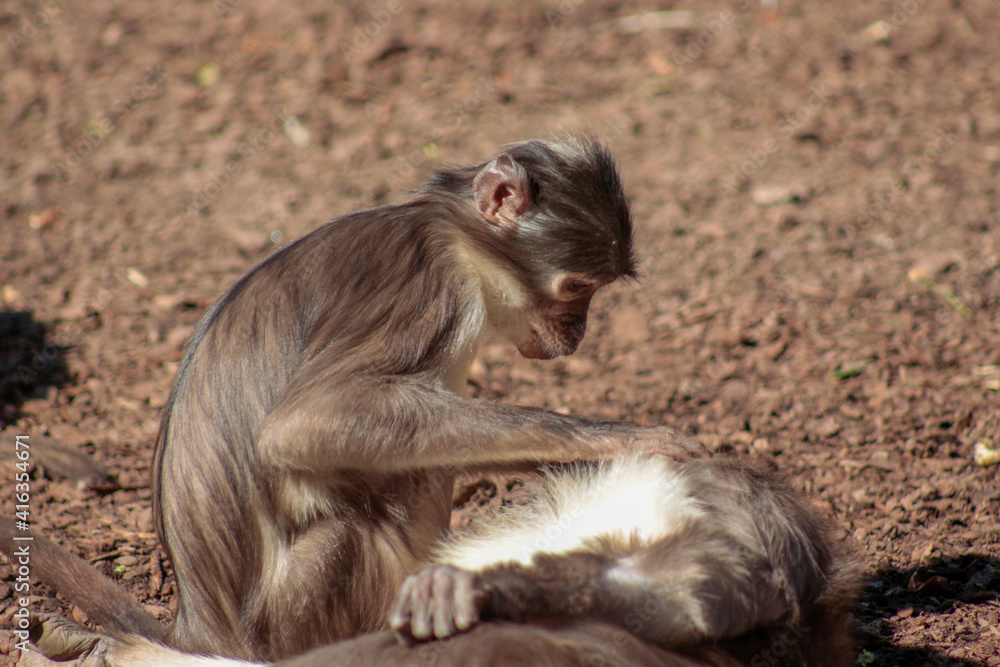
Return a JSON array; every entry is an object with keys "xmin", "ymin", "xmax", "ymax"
[{"xmin": 0, "ymin": 517, "xmax": 167, "ymax": 641}]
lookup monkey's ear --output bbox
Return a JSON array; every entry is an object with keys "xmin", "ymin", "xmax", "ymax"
[{"xmin": 472, "ymin": 153, "xmax": 531, "ymax": 229}]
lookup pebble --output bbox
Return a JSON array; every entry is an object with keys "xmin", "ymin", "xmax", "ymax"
[{"xmin": 751, "ymin": 183, "xmax": 812, "ymax": 206}]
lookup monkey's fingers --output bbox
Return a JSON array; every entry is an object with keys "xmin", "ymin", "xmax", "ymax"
[
  {"xmin": 450, "ymin": 566, "xmax": 483, "ymax": 633},
  {"xmin": 389, "ymin": 576, "xmax": 423, "ymax": 644},
  {"xmin": 430, "ymin": 566, "xmax": 462, "ymax": 639},
  {"xmin": 390, "ymin": 565, "xmax": 485, "ymax": 645}
]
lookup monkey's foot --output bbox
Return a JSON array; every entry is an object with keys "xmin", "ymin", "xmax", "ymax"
[
  {"xmin": 390, "ymin": 565, "xmax": 487, "ymax": 645},
  {"xmin": 15, "ymin": 614, "xmax": 112, "ymax": 666}
]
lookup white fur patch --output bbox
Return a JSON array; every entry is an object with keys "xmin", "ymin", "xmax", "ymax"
[
  {"xmin": 603, "ymin": 555, "xmax": 647, "ymax": 586},
  {"xmin": 440, "ymin": 457, "xmax": 704, "ymax": 570},
  {"xmin": 442, "ymin": 300, "xmax": 483, "ymax": 396},
  {"xmin": 453, "ymin": 241, "xmax": 531, "ymax": 324}
]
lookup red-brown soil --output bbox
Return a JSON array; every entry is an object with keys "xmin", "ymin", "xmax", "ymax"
[{"xmin": 1, "ymin": 0, "xmax": 998, "ymax": 664}]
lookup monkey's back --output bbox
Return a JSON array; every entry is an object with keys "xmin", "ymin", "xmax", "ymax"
[{"xmin": 151, "ymin": 205, "xmax": 473, "ymax": 658}]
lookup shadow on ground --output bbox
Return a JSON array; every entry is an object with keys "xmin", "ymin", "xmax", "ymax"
[
  {"xmin": 856, "ymin": 555, "xmax": 1000, "ymax": 666},
  {"xmin": 0, "ymin": 311, "xmax": 69, "ymax": 428}
]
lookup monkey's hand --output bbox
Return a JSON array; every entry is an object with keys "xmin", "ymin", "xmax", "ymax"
[
  {"xmin": 390, "ymin": 565, "xmax": 488, "ymax": 645},
  {"xmin": 628, "ymin": 426, "xmax": 712, "ymax": 460}
]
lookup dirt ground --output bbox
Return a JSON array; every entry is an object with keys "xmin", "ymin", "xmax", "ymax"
[{"xmin": 1, "ymin": 0, "xmax": 998, "ymax": 664}]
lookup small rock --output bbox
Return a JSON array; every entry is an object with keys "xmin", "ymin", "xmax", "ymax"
[
  {"xmin": 730, "ymin": 431, "xmax": 755, "ymax": 445},
  {"xmin": 143, "ymin": 604, "xmax": 171, "ymax": 621},
  {"xmin": 907, "ymin": 251, "xmax": 962, "ymax": 283},
  {"xmin": 283, "ymin": 117, "xmax": 312, "ymax": 147},
  {"xmin": 973, "ymin": 438, "xmax": 999, "ymax": 467},
  {"xmin": 133, "ymin": 507, "xmax": 155, "ymax": 533},
  {"xmin": 1, "ymin": 284, "xmax": 23, "ymax": 308},
  {"xmin": 751, "ymin": 183, "xmax": 812, "ymax": 206},
  {"xmin": 152, "ymin": 294, "xmax": 189, "ymax": 310},
  {"xmin": 100, "ymin": 22, "xmax": 124, "ymax": 48},
  {"xmin": 860, "ymin": 20, "xmax": 893, "ymax": 44},
  {"xmin": 851, "ymin": 489, "xmax": 874, "ymax": 507},
  {"xmin": 911, "ymin": 543, "xmax": 942, "ymax": 566},
  {"xmin": 28, "ymin": 206, "xmax": 61, "ymax": 230},
  {"xmin": 467, "ymin": 357, "xmax": 486, "ymax": 380},
  {"xmin": 815, "ymin": 416, "xmax": 841, "ymax": 438},
  {"xmin": 71, "ymin": 606, "xmax": 89, "ymax": 625},
  {"xmin": 195, "ymin": 63, "xmax": 221, "ymax": 87},
  {"xmin": 166, "ymin": 325, "xmax": 194, "ymax": 349},
  {"xmin": 698, "ymin": 434, "xmax": 724, "ymax": 453},
  {"xmin": 126, "ymin": 267, "xmax": 150, "ymax": 288},
  {"xmin": 115, "ymin": 555, "xmax": 140, "ymax": 567}
]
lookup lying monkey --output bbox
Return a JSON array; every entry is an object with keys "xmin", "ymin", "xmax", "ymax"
[{"xmin": 3, "ymin": 454, "xmax": 856, "ymax": 666}]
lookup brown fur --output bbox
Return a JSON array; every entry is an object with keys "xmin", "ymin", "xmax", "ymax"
[
  {"xmin": 393, "ymin": 457, "xmax": 858, "ymax": 666},
  {"xmin": 153, "ymin": 137, "xmax": 707, "ymax": 660},
  {"xmin": 4, "ymin": 456, "xmax": 856, "ymax": 667}
]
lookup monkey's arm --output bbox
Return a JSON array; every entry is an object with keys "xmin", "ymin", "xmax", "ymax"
[
  {"xmin": 257, "ymin": 371, "xmax": 706, "ymax": 474},
  {"xmin": 392, "ymin": 524, "xmax": 796, "ymax": 647}
]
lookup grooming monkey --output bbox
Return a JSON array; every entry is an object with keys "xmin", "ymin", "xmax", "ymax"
[
  {"xmin": 154, "ymin": 137, "xmax": 709, "ymax": 661},
  {"xmin": 3, "ymin": 455, "xmax": 855, "ymax": 666}
]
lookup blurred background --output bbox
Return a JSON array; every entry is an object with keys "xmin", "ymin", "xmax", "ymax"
[{"xmin": 1, "ymin": 1, "xmax": 998, "ymax": 664}]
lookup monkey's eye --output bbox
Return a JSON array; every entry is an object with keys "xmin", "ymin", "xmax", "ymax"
[{"xmin": 558, "ymin": 277, "xmax": 596, "ymax": 299}]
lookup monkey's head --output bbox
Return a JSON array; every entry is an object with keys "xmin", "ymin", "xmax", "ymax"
[{"xmin": 429, "ymin": 138, "xmax": 637, "ymax": 360}]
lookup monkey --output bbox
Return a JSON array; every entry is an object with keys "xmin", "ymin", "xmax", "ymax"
[
  {"xmin": 391, "ymin": 455, "xmax": 857, "ymax": 665},
  {"xmin": 2, "ymin": 454, "xmax": 857, "ymax": 667},
  {"xmin": 150, "ymin": 136, "xmax": 711, "ymax": 661}
]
